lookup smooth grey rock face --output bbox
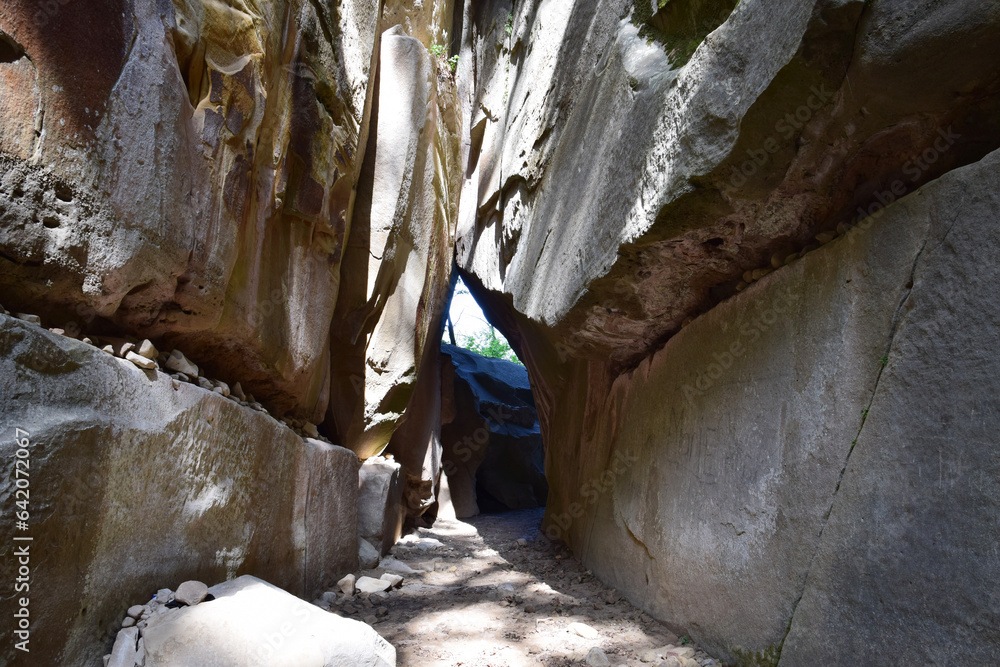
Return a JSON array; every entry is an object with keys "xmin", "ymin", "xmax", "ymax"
[
  {"xmin": 0, "ymin": 318, "xmax": 360, "ymax": 666},
  {"xmin": 141, "ymin": 575, "xmax": 396, "ymax": 666},
  {"xmin": 542, "ymin": 150, "xmax": 1000, "ymax": 663},
  {"xmin": 778, "ymin": 150, "xmax": 1000, "ymax": 665}
]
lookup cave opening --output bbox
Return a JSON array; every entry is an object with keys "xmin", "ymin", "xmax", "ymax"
[{"xmin": 437, "ymin": 275, "xmax": 548, "ymax": 523}]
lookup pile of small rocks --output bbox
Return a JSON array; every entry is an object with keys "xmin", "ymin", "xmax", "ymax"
[
  {"xmin": 102, "ymin": 580, "xmax": 210, "ymax": 667},
  {"xmin": 0, "ymin": 305, "xmax": 327, "ymax": 443},
  {"xmin": 310, "ymin": 563, "xmax": 408, "ymax": 627}
]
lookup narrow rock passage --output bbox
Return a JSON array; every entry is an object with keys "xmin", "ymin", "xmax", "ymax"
[{"xmin": 335, "ymin": 508, "xmax": 723, "ymax": 666}]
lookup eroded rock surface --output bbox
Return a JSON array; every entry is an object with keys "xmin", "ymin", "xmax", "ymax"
[
  {"xmin": 0, "ymin": 0, "xmax": 380, "ymax": 423},
  {"xmin": 0, "ymin": 316, "xmax": 359, "ymax": 666}
]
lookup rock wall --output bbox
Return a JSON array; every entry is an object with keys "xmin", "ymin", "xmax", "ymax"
[
  {"xmin": 453, "ymin": 0, "xmax": 1000, "ymax": 664},
  {"xmin": 0, "ymin": 1, "xmax": 461, "ymax": 662},
  {"xmin": 0, "ymin": 0, "xmax": 383, "ymax": 424},
  {"xmin": 0, "ymin": 315, "xmax": 359, "ymax": 666}
]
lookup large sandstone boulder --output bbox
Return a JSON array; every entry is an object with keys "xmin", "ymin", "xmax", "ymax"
[
  {"xmin": 0, "ymin": 0, "xmax": 380, "ymax": 423},
  {"xmin": 326, "ymin": 25, "xmax": 461, "ymax": 515},
  {"xmin": 440, "ymin": 344, "xmax": 546, "ymax": 518},
  {"xmin": 456, "ymin": 0, "xmax": 1000, "ymax": 367},
  {"xmin": 141, "ymin": 575, "xmax": 396, "ymax": 666},
  {"xmin": 0, "ymin": 317, "xmax": 359, "ymax": 666}
]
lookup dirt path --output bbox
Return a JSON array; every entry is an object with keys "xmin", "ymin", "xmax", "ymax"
[{"xmin": 331, "ymin": 508, "xmax": 723, "ymax": 666}]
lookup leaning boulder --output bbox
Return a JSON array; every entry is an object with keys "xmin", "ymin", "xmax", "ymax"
[
  {"xmin": 440, "ymin": 345, "xmax": 546, "ymax": 517},
  {"xmin": 141, "ymin": 576, "xmax": 395, "ymax": 666}
]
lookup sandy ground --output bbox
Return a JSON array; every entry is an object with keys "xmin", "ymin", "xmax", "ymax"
[{"xmin": 331, "ymin": 508, "xmax": 723, "ymax": 667}]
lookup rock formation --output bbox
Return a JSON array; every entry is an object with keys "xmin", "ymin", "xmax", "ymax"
[
  {"xmin": 453, "ymin": 0, "xmax": 1000, "ymax": 664},
  {"xmin": 440, "ymin": 343, "xmax": 546, "ymax": 518},
  {"xmin": 3, "ymin": 0, "xmax": 1000, "ymax": 665},
  {"xmin": 0, "ymin": 315, "xmax": 359, "ymax": 666}
]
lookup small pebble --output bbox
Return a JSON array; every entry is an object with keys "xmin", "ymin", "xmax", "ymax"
[
  {"xmin": 138, "ymin": 339, "xmax": 158, "ymax": 359},
  {"xmin": 586, "ymin": 647, "xmax": 611, "ymax": 666}
]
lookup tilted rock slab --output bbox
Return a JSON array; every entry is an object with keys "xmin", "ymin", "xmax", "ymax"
[
  {"xmin": 326, "ymin": 25, "xmax": 460, "ymax": 516},
  {"xmin": 0, "ymin": 318, "xmax": 360, "ymax": 666}
]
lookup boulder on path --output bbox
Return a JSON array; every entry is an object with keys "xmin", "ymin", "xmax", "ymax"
[{"xmin": 141, "ymin": 575, "xmax": 395, "ymax": 666}]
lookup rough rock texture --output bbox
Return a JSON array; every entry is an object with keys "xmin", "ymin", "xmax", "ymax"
[
  {"xmin": 358, "ymin": 456, "xmax": 405, "ymax": 555},
  {"xmin": 0, "ymin": 0, "xmax": 381, "ymax": 423},
  {"xmin": 457, "ymin": 0, "xmax": 1000, "ymax": 367},
  {"xmin": 0, "ymin": 316, "xmax": 359, "ymax": 666},
  {"xmin": 142, "ymin": 575, "xmax": 396, "ymax": 666},
  {"xmin": 538, "ymin": 151, "xmax": 1000, "ymax": 663},
  {"xmin": 440, "ymin": 344, "xmax": 546, "ymax": 518},
  {"xmin": 453, "ymin": 1, "xmax": 1000, "ymax": 664}
]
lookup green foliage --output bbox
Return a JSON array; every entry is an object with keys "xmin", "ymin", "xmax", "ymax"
[
  {"xmin": 680, "ymin": 635, "xmax": 691, "ymax": 645},
  {"xmin": 429, "ymin": 45, "xmax": 459, "ymax": 74},
  {"xmin": 505, "ymin": 12, "xmax": 514, "ymax": 36},
  {"xmin": 460, "ymin": 326, "xmax": 522, "ymax": 365},
  {"xmin": 880, "ymin": 354, "xmax": 889, "ymax": 367}
]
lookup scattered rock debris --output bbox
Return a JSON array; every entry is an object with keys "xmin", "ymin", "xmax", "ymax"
[{"xmin": 315, "ymin": 508, "xmax": 724, "ymax": 666}]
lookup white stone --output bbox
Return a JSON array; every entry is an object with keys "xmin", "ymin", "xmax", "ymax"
[
  {"xmin": 137, "ymin": 339, "xmax": 158, "ymax": 359},
  {"xmin": 174, "ymin": 580, "xmax": 209, "ymax": 606},
  {"xmin": 127, "ymin": 604, "xmax": 145, "ymax": 619},
  {"xmin": 14, "ymin": 313, "xmax": 41, "ymax": 325},
  {"xmin": 378, "ymin": 557, "xmax": 423, "ymax": 574},
  {"xmin": 107, "ymin": 627, "xmax": 139, "ymax": 667},
  {"xmin": 164, "ymin": 349, "xmax": 198, "ymax": 377},
  {"xmin": 141, "ymin": 575, "xmax": 395, "ymax": 666},
  {"xmin": 569, "ymin": 622, "xmax": 599, "ymax": 639},
  {"xmin": 126, "ymin": 351, "xmax": 156, "ymax": 370},
  {"xmin": 380, "ymin": 573, "xmax": 403, "ymax": 588},
  {"xmin": 355, "ymin": 576, "xmax": 392, "ymax": 594},
  {"xmin": 667, "ymin": 647, "xmax": 696, "ymax": 659},
  {"xmin": 338, "ymin": 573, "xmax": 357, "ymax": 596}
]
